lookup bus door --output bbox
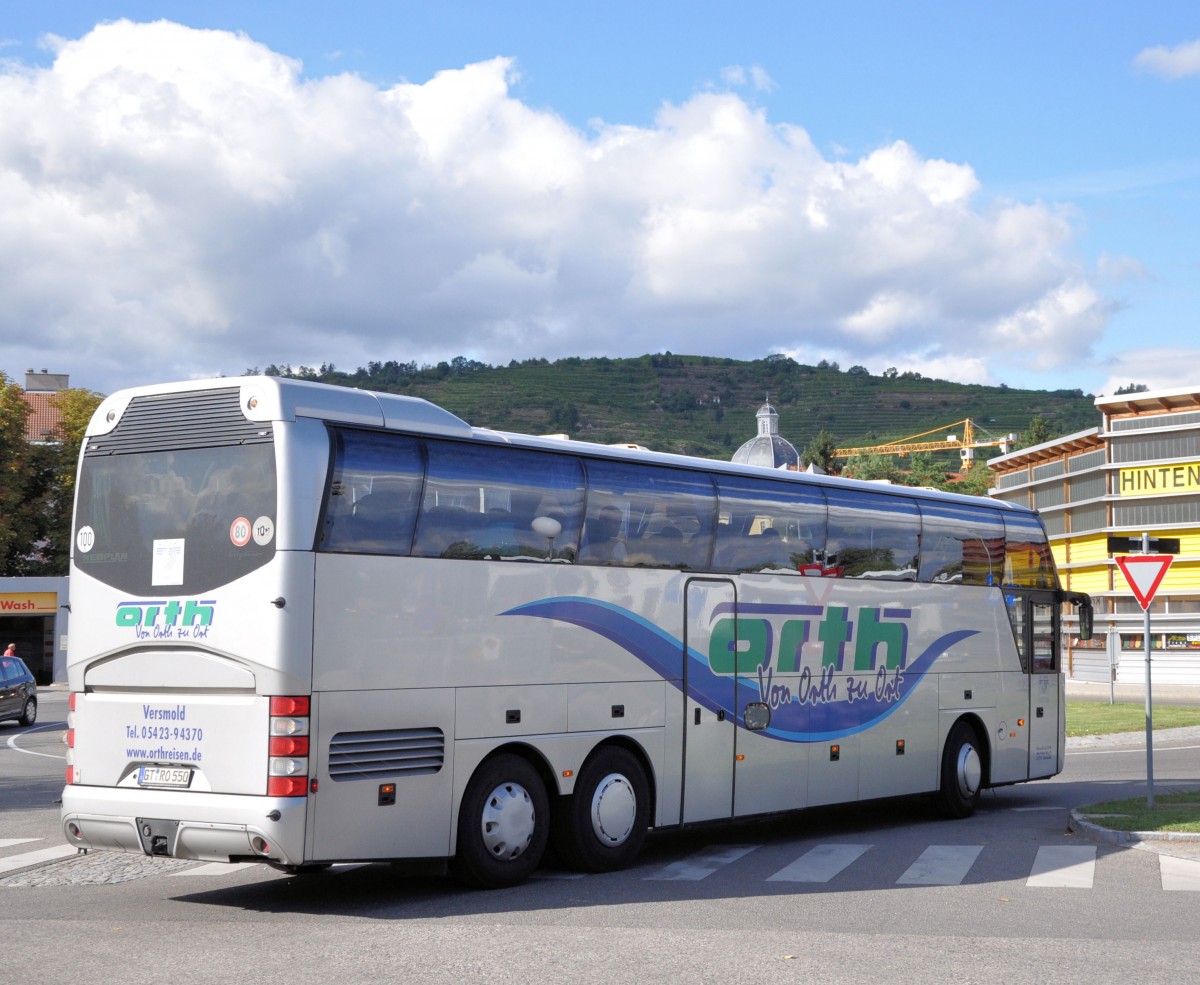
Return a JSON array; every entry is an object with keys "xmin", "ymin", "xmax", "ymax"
[
  {"xmin": 681, "ymin": 578, "xmax": 737, "ymax": 823},
  {"xmin": 1006, "ymin": 590, "xmax": 1064, "ymax": 778}
]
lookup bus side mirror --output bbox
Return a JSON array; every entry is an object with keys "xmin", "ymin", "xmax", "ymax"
[
  {"xmin": 1068, "ymin": 593, "xmax": 1094, "ymax": 641},
  {"xmin": 1078, "ymin": 600, "xmax": 1093, "ymax": 641}
]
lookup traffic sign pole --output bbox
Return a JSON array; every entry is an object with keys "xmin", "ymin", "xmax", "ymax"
[
  {"xmin": 1143, "ymin": 533, "xmax": 1154, "ymax": 811},
  {"xmin": 1113, "ymin": 535, "xmax": 1176, "ymax": 811}
]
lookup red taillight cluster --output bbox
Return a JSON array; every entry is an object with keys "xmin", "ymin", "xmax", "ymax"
[
  {"xmin": 267, "ymin": 695, "xmax": 310, "ymax": 797},
  {"xmin": 65, "ymin": 692, "xmax": 78, "ymax": 785}
]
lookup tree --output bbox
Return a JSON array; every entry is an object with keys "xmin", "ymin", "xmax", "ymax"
[
  {"xmin": 1023, "ymin": 415, "xmax": 1050, "ymax": 448},
  {"xmin": 951, "ymin": 466, "xmax": 995, "ymax": 498},
  {"xmin": 802, "ymin": 429, "xmax": 839, "ymax": 473},
  {"xmin": 0, "ymin": 373, "xmax": 56, "ymax": 575},
  {"xmin": 904, "ymin": 453, "xmax": 949, "ymax": 490},
  {"xmin": 41, "ymin": 388, "xmax": 105, "ymax": 573},
  {"xmin": 841, "ymin": 452, "xmax": 902, "ymax": 483},
  {"xmin": 0, "ymin": 376, "xmax": 104, "ymax": 576}
]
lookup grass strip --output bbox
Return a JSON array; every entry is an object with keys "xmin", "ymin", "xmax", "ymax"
[
  {"xmin": 1066, "ymin": 701, "xmax": 1200, "ymax": 738},
  {"xmin": 1075, "ymin": 791, "xmax": 1200, "ymax": 833}
]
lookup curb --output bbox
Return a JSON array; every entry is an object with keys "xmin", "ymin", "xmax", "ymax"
[{"xmin": 1068, "ymin": 809, "xmax": 1200, "ymax": 846}]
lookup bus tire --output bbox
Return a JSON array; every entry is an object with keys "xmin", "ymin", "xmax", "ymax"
[
  {"xmin": 19, "ymin": 697, "xmax": 37, "ymax": 727},
  {"xmin": 936, "ymin": 720, "xmax": 983, "ymax": 819},
  {"xmin": 554, "ymin": 746, "xmax": 650, "ymax": 872},
  {"xmin": 456, "ymin": 754, "xmax": 549, "ymax": 889}
]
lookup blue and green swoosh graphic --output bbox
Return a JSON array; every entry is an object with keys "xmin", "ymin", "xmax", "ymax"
[{"xmin": 503, "ymin": 596, "xmax": 977, "ymax": 742}]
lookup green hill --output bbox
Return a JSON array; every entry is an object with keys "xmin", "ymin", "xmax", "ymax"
[{"xmin": 254, "ymin": 353, "xmax": 1098, "ymax": 468}]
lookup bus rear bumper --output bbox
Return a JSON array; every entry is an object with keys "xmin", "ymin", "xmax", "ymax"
[{"xmin": 61, "ymin": 785, "xmax": 307, "ymax": 866}]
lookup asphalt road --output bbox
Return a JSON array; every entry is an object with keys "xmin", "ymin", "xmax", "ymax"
[{"xmin": 3, "ymin": 689, "xmax": 1200, "ymax": 985}]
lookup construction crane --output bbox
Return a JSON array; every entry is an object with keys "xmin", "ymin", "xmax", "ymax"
[{"xmin": 834, "ymin": 419, "xmax": 1018, "ymax": 472}]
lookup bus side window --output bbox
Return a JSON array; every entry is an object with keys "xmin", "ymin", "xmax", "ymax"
[
  {"xmin": 582, "ymin": 461, "xmax": 716, "ymax": 570},
  {"xmin": 917, "ymin": 501, "xmax": 1005, "ymax": 586},
  {"xmin": 320, "ymin": 429, "xmax": 422, "ymax": 555},
  {"xmin": 712, "ymin": 475, "xmax": 827, "ymax": 574},
  {"xmin": 1002, "ymin": 512, "xmax": 1058, "ymax": 589},
  {"xmin": 416, "ymin": 440, "xmax": 585, "ymax": 562},
  {"xmin": 826, "ymin": 487, "xmax": 919, "ymax": 580}
]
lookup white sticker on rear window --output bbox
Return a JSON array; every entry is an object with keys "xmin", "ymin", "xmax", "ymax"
[{"xmin": 152, "ymin": 538, "xmax": 185, "ymax": 586}]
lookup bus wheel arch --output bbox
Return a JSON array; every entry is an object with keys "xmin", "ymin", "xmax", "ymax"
[
  {"xmin": 454, "ymin": 749, "xmax": 552, "ymax": 889},
  {"xmin": 936, "ymin": 716, "xmax": 988, "ymax": 819},
  {"xmin": 552, "ymin": 740, "xmax": 653, "ymax": 873}
]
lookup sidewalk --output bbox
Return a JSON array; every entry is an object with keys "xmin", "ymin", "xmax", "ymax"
[{"xmin": 1066, "ymin": 680, "xmax": 1200, "ymax": 706}]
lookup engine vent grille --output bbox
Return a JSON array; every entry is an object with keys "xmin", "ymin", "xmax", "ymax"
[
  {"xmin": 328, "ymin": 727, "xmax": 445, "ymax": 780},
  {"xmin": 86, "ymin": 388, "xmax": 273, "ymax": 456}
]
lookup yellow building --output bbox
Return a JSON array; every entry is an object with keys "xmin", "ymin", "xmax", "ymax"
[{"xmin": 989, "ymin": 385, "xmax": 1200, "ymax": 685}]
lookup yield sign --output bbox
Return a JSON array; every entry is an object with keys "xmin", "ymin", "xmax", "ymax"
[{"xmin": 1115, "ymin": 554, "xmax": 1174, "ymax": 610}]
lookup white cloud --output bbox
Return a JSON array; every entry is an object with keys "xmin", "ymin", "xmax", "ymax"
[
  {"xmin": 720, "ymin": 64, "xmax": 776, "ymax": 93},
  {"xmin": 1098, "ymin": 347, "xmax": 1200, "ymax": 396},
  {"xmin": 1134, "ymin": 38, "xmax": 1200, "ymax": 79},
  {"xmin": 0, "ymin": 19, "xmax": 1114, "ymax": 395},
  {"xmin": 1097, "ymin": 252, "xmax": 1151, "ymax": 283},
  {"xmin": 720, "ymin": 65, "xmax": 746, "ymax": 87}
]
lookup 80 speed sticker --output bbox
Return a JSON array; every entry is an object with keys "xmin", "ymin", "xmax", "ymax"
[
  {"xmin": 230, "ymin": 516, "xmax": 273, "ymax": 547},
  {"xmin": 230, "ymin": 517, "xmax": 252, "ymax": 547}
]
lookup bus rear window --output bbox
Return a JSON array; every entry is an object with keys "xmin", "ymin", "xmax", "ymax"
[{"xmin": 73, "ymin": 443, "xmax": 277, "ymax": 596}]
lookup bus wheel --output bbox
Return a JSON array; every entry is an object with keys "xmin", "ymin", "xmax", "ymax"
[
  {"xmin": 555, "ymin": 746, "xmax": 650, "ymax": 872},
  {"xmin": 456, "ymin": 754, "xmax": 549, "ymax": 888},
  {"xmin": 19, "ymin": 697, "xmax": 37, "ymax": 727},
  {"xmin": 936, "ymin": 721, "xmax": 983, "ymax": 819}
]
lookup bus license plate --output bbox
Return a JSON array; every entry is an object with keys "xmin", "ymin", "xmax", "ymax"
[{"xmin": 137, "ymin": 766, "xmax": 193, "ymax": 789}]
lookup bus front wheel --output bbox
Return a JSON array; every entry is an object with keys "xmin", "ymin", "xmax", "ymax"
[
  {"xmin": 936, "ymin": 721, "xmax": 983, "ymax": 819},
  {"xmin": 456, "ymin": 754, "xmax": 549, "ymax": 888},
  {"xmin": 554, "ymin": 746, "xmax": 650, "ymax": 872}
]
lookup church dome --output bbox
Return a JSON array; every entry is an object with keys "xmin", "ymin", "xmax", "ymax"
[{"xmin": 731, "ymin": 401, "xmax": 800, "ymax": 469}]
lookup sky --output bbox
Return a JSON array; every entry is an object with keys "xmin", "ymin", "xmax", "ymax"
[{"xmin": 1, "ymin": 2, "xmax": 1198, "ymax": 400}]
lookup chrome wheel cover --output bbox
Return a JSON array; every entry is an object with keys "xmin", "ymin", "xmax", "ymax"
[
  {"xmin": 480, "ymin": 781, "xmax": 536, "ymax": 861},
  {"xmin": 956, "ymin": 743, "xmax": 982, "ymax": 799},
  {"xmin": 590, "ymin": 773, "xmax": 637, "ymax": 847}
]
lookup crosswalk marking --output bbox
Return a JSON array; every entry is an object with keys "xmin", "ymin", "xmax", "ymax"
[
  {"xmin": 1026, "ymin": 845, "xmax": 1096, "ymax": 888},
  {"xmin": 1159, "ymin": 855, "xmax": 1200, "ymax": 891},
  {"xmin": 896, "ymin": 845, "xmax": 983, "ymax": 886},
  {"xmin": 767, "ymin": 844, "xmax": 871, "ymax": 883},
  {"xmin": 645, "ymin": 844, "xmax": 758, "ymax": 881},
  {"xmin": 5, "ymin": 834, "xmax": 1200, "ymax": 892},
  {"xmin": 0, "ymin": 844, "xmax": 78, "ymax": 875}
]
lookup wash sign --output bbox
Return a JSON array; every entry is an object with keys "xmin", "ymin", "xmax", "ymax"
[{"xmin": 0, "ymin": 592, "xmax": 58, "ymax": 614}]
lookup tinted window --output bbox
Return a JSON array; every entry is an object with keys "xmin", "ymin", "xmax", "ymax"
[
  {"xmin": 74, "ymin": 443, "xmax": 277, "ymax": 595},
  {"xmin": 319, "ymin": 429, "xmax": 423, "ymax": 555},
  {"xmin": 414, "ymin": 442, "xmax": 584, "ymax": 561},
  {"xmin": 712, "ymin": 475, "xmax": 827, "ymax": 574},
  {"xmin": 1003, "ymin": 511, "xmax": 1058, "ymax": 589},
  {"xmin": 918, "ymin": 501, "xmax": 1005, "ymax": 585},
  {"xmin": 580, "ymin": 461, "xmax": 716, "ymax": 569},
  {"xmin": 825, "ymin": 487, "xmax": 920, "ymax": 579}
]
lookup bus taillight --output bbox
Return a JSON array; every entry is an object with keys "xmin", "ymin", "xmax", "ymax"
[
  {"xmin": 65, "ymin": 693, "xmax": 79, "ymax": 784},
  {"xmin": 267, "ymin": 695, "xmax": 310, "ymax": 797}
]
